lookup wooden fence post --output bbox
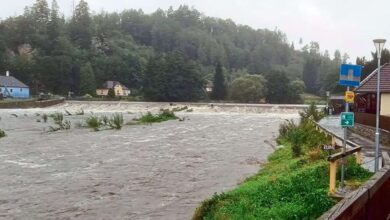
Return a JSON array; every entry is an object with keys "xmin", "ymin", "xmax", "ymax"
[
  {"xmin": 329, "ymin": 161, "xmax": 337, "ymax": 194},
  {"xmin": 355, "ymin": 151, "xmax": 362, "ymax": 164}
]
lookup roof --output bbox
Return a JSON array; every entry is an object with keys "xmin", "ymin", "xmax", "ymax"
[
  {"xmin": 0, "ymin": 75, "xmax": 29, "ymax": 88},
  {"xmin": 355, "ymin": 63, "xmax": 390, "ymax": 93},
  {"xmin": 100, "ymin": 81, "xmax": 129, "ymax": 90}
]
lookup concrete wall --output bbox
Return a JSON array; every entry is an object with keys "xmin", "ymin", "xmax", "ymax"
[
  {"xmin": 0, "ymin": 87, "xmax": 29, "ymax": 98},
  {"xmin": 381, "ymin": 93, "xmax": 390, "ymax": 116}
]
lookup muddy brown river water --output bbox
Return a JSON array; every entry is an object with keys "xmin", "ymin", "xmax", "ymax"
[{"xmin": 0, "ymin": 102, "xmax": 298, "ymax": 220}]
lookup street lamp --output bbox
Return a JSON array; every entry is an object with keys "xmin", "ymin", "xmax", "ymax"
[{"xmin": 373, "ymin": 38, "xmax": 386, "ymax": 172}]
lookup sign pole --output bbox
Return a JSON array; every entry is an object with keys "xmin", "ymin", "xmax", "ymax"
[{"xmin": 341, "ymin": 86, "xmax": 349, "ymax": 189}]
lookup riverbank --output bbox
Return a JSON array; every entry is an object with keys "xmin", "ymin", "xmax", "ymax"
[{"xmin": 193, "ymin": 119, "xmax": 373, "ymax": 219}]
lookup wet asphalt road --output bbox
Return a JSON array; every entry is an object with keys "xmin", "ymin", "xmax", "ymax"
[{"xmin": 0, "ymin": 103, "xmax": 297, "ymax": 220}]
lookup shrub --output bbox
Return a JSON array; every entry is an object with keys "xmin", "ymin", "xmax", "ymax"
[
  {"xmin": 300, "ymin": 102, "xmax": 325, "ymax": 122},
  {"xmin": 109, "ymin": 113, "xmax": 124, "ymax": 130},
  {"xmin": 288, "ymin": 128, "xmax": 305, "ymax": 157},
  {"xmin": 107, "ymin": 88, "xmax": 116, "ymax": 98}
]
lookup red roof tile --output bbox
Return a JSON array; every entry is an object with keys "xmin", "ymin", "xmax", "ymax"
[{"xmin": 355, "ymin": 63, "xmax": 390, "ymax": 93}]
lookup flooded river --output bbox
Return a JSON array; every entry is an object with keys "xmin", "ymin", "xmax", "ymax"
[{"xmin": 0, "ymin": 101, "xmax": 298, "ymax": 220}]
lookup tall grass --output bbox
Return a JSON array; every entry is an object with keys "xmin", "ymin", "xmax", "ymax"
[
  {"xmin": 137, "ymin": 109, "xmax": 178, "ymax": 124},
  {"xmin": 85, "ymin": 116, "xmax": 101, "ymax": 131},
  {"xmin": 109, "ymin": 113, "xmax": 124, "ymax": 130},
  {"xmin": 49, "ymin": 112, "xmax": 71, "ymax": 131}
]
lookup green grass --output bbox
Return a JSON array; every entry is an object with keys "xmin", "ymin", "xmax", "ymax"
[
  {"xmin": 193, "ymin": 122, "xmax": 373, "ymax": 220},
  {"xmin": 137, "ymin": 109, "xmax": 178, "ymax": 124}
]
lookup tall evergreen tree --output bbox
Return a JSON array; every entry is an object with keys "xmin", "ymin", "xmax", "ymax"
[
  {"xmin": 79, "ymin": 62, "xmax": 96, "ymax": 95},
  {"xmin": 211, "ymin": 62, "xmax": 226, "ymax": 100},
  {"xmin": 69, "ymin": 0, "xmax": 92, "ymax": 49},
  {"xmin": 303, "ymin": 57, "xmax": 320, "ymax": 94}
]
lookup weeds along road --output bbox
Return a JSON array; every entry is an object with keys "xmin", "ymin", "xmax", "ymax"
[{"xmin": 0, "ymin": 102, "xmax": 299, "ymax": 220}]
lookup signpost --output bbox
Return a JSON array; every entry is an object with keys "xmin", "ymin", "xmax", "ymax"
[
  {"xmin": 341, "ymin": 112, "xmax": 354, "ymax": 127},
  {"xmin": 345, "ymin": 91, "xmax": 355, "ymax": 103},
  {"xmin": 338, "ymin": 64, "xmax": 362, "ymax": 190}
]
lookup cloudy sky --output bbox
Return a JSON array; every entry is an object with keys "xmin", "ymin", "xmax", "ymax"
[{"xmin": 1, "ymin": 0, "xmax": 389, "ymax": 61}]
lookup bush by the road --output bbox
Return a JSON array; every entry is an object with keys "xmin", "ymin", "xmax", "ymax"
[{"xmin": 0, "ymin": 129, "xmax": 5, "ymax": 138}]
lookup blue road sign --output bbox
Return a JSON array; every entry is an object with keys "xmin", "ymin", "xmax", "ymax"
[{"xmin": 339, "ymin": 64, "xmax": 362, "ymax": 87}]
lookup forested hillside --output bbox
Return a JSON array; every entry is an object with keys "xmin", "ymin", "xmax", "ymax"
[{"xmin": 0, "ymin": 0, "xmax": 351, "ymax": 102}]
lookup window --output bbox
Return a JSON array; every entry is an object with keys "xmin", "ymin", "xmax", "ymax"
[
  {"xmin": 10, "ymin": 89, "xmax": 13, "ymax": 93},
  {"xmin": 20, "ymin": 88, "xmax": 23, "ymax": 92}
]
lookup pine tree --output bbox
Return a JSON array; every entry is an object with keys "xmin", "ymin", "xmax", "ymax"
[
  {"xmin": 69, "ymin": 0, "xmax": 92, "ymax": 49},
  {"xmin": 32, "ymin": 0, "xmax": 50, "ymax": 25},
  {"xmin": 48, "ymin": 0, "xmax": 61, "ymax": 41},
  {"xmin": 79, "ymin": 62, "xmax": 96, "ymax": 95},
  {"xmin": 211, "ymin": 62, "xmax": 226, "ymax": 100}
]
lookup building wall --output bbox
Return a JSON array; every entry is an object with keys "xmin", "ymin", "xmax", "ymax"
[
  {"xmin": 96, "ymin": 89, "xmax": 109, "ymax": 96},
  {"xmin": 381, "ymin": 93, "xmax": 390, "ymax": 116},
  {"xmin": 0, "ymin": 87, "xmax": 29, "ymax": 98},
  {"xmin": 114, "ymin": 85, "xmax": 130, "ymax": 97}
]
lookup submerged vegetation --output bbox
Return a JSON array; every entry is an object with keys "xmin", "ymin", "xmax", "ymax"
[
  {"xmin": 193, "ymin": 105, "xmax": 373, "ymax": 219},
  {"xmin": 48, "ymin": 113, "xmax": 71, "ymax": 132},
  {"xmin": 84, "ymin": 113, "xmax": 124, "ymax": 131},
  {"xmin": 137, "ymin": 109, "xmax": 178, "ymax": 124}
]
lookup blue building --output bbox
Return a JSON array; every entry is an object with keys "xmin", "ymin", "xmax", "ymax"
[{"xmin": 0, "ymin": 71, "xmax": 30, "ymax": 99}]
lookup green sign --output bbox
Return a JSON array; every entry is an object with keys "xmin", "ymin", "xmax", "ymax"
[{"xmin": 341, "ymin": 112, "xmax": 354, "ymax": 127}]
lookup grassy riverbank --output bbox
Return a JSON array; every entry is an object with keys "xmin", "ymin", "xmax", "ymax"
[{"xmin": 193, "ymin": 110, "xmax": 373, "ymax": 219}]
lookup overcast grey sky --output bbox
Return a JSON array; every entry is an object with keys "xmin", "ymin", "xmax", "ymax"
[{"xmin": 1, "ymin": 0, "xmax": 389, "ymax": 61}]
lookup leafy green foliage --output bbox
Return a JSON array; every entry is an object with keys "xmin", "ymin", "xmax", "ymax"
[
  {"xmin": 0, "ymin": 1, "xmax": 346, "ymax": 99},
  {"xmin": 300, "ymin": 102, "xmax": 325, "ymax": 123},
  {"xmin": 229, "ymin": 74, "xmax": 267, "ymax": 103},
  {"xmin": 143, "ymin": 52, "xmax": 205, "ymax": 101},
  {"xmin": 265, "ymin": 70, "xmax": 304, "ymax": 104}
]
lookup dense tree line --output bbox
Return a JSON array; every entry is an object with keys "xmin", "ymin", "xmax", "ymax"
[{"xmin": 0, "ymin": 0, "xmax": 348, "ymax": 102}]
